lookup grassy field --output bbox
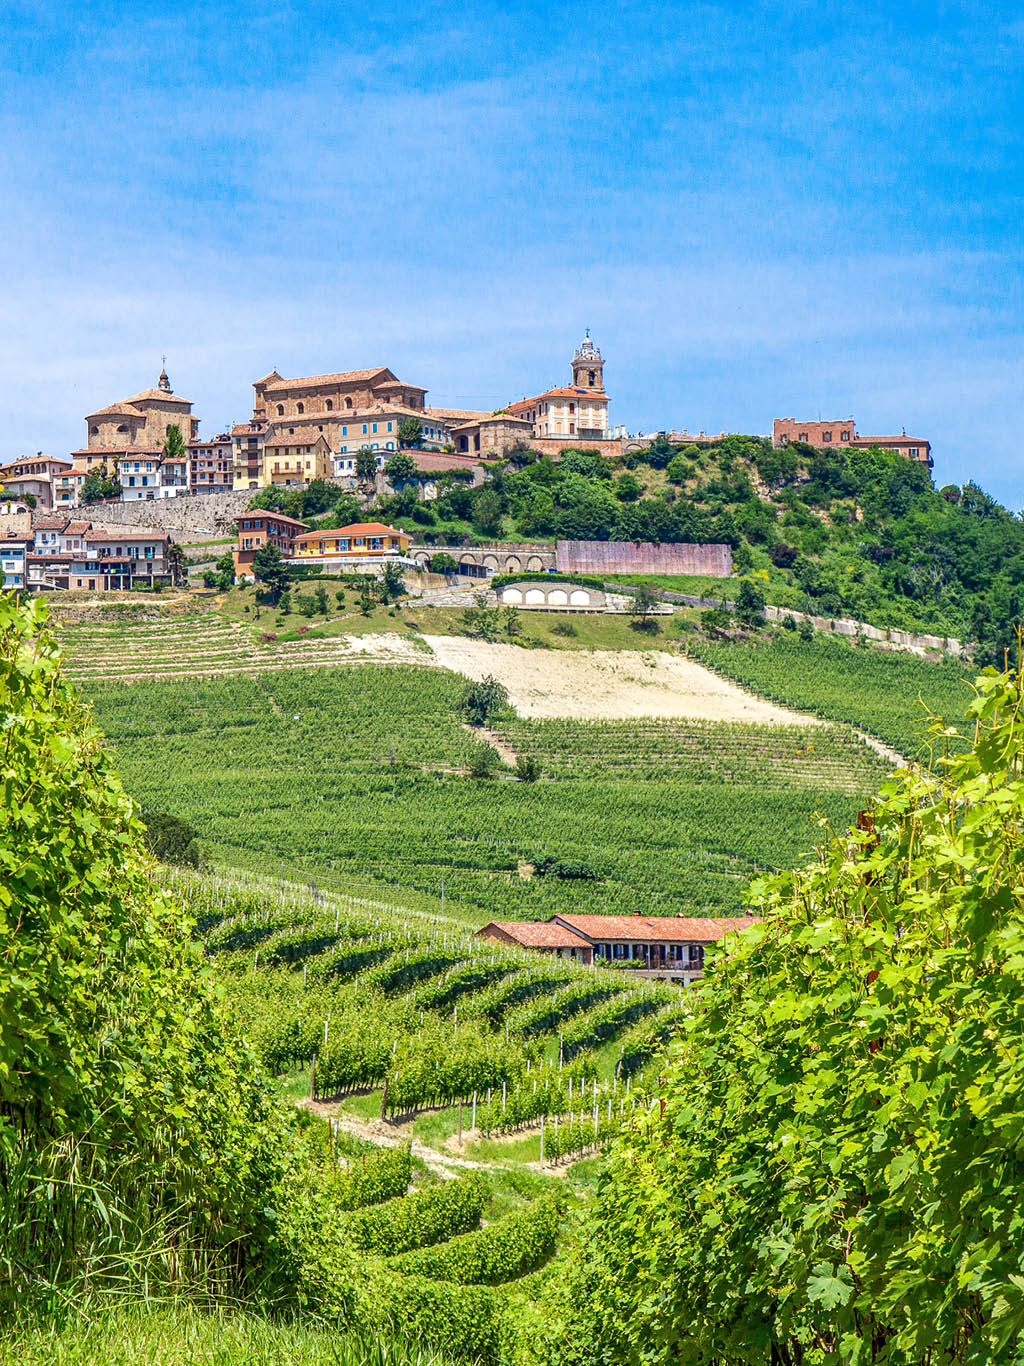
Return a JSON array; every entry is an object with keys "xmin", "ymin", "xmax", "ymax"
[{"xmin": 84, "ymin": 664, "xmax": 887, "ymax": 921}]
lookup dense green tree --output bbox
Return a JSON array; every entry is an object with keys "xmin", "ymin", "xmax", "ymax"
[
  {"xmin": 355, "ymin": 448, "xmax": 379, "ymax": 487},
  {"xmin": 397, "ymin": 417, "xmax": 424, "ymax": 448},
  {"xmin": 251, "ymin": 543, "xmax": 289, "ymax": 602},
  {"xmin": 429, "ymin": 552, "xmax": 459, "ymax": 574},
  {"xmin": 735, "ymin": 577, "xmax": 766, "ymax": 625},
  {"xmin": 377, "ymin": 560, "xmax": 406, "ymax": 604},
  {"xmin": 385, "ymin": 452, "xmax": 418, "ymax": 483},
  {"xmin": 461, "ymin": 674, "xmax": 509, "ymax": 725}
]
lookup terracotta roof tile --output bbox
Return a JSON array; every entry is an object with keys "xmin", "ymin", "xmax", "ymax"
[
  {"xmin": 292, "ymin": 521, "xmax": 408, "ymax": 543},
  {"xmin": 477, "ymin": 921, "xmax": 590, "ymax": 949},
  {"xmin": 263, "ymin": 367, "xmax": 391, "ymax": 392},
  {"xmin": 232, "ymin": 511, "xmax": 309, "ymax": 530},
  {"xmin": 552, "ymin": 913, "xmax": 758, "ymax": 943},
  {"xmin": 123, "ymin": 388, "xmax": 193, "ymax": 405}
]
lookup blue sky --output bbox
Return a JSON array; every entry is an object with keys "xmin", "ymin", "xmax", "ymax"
[{"xmin": 1, "ymin": 1, "xmax": 1022, "ymax": 500}]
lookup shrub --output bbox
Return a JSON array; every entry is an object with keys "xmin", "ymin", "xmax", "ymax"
[
  {"xmin": 139, "ymin": 809, "xmax": 201, "ymax": 868},
  {"xmin": 798, "ymin": 616, "xmax": 815, "ymax": 641},
  {"xmin": 429, "ymin": 552, "xmax": 459, "ymax": 575},
  {"xmin": 551, "ymin": 621, "xmax": 577, "ymax": 637},
  {"xmin": 387, "ymin": 1195, "xmax": 559, "ymax": 1284},
  {"xmin": 515, "ymin": 755, "xmax": 541, "ymax": 783},
  {"xmin": 461, "ymin": 675, "xmax": 510, "ymax": 726},
  {"xmin": 346, "ymin": 1175, "xmax": 485, "ymax": 1255},
  {"xmin": 468, "ymin": 741, "xmax": 501, "ymax": 779}
]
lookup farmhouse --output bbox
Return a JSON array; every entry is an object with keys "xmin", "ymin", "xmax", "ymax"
[{"xmin": 477, "ymin": 912, "xmax": 757, "ymax": 984}]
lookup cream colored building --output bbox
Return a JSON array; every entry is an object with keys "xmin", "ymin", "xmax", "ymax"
[
  {"xmin": 507, "ymin": 334, "xmax": 610, "ymax": 442},
  {"xmin": 262, "ymin": 432, "xmax": 332, "ymax": 486},
  {"xmin": 84, "ymin": 366, "xmax": 199, "ymax": 452}
]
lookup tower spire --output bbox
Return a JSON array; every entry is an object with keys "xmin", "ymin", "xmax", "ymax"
[{"xmin": 158, "ymin": 356, "xmax": 171, "ymax": 392}]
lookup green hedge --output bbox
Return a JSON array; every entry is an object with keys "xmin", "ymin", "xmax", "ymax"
[
  {"xmin": 490, "ymin": 571, "xmax": 606, "ymax": 592},
  {"xmin": 386, "ymin": 1195, "xmax": 560, "ymax": 1285},
  {"xmin": 355, "ymin": 1269, "xmax": 505, "ymax": 1364},
  {"xmin": 345, "ymin": 1174, "xmax": 485, "ymax": 1255},
  {"xmin": 328, "ymin": 1145, "xmax": 412, "ymax": 1212}
]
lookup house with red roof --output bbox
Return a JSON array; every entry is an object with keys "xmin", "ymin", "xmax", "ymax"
[{"xmin": 477, "ymin": 911, "xmax": 758, "ymax": 983}]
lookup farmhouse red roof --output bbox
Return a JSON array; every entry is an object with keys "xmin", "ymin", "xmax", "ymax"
[
  {"xmin": 479, "ymin": 921, "xmax": 591, "ymax": 949},
  {"xmin": 552, "ymin": 914, "xmax": 758, "ymax": 943}
]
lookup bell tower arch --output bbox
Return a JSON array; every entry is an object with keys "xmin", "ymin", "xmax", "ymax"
[{"xmin": 571, "ymin": 329, "xmax": 604, "ymax": 391}]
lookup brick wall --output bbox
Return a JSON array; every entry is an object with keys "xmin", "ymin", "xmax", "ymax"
[{"xmin": 556, "ymin": 540, "xmax": 733, "ymax": 576}]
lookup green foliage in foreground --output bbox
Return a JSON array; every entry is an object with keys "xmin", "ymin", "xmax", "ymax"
[
  {"xmin": 0, "ymin": 1304, "xmax": 455, "ymax": 1365},
  {"xmin": 560, "ymin": 665, "xmax": 1024, "ymax": 1364},
  {"xmin": 0, "ymin": 594, "xmax": 288, "ymax": 1310}
]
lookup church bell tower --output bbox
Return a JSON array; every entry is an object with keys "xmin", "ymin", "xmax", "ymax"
[{"xmin": 571, "ymin": 330, "xmax": 604, "ymax": 391}]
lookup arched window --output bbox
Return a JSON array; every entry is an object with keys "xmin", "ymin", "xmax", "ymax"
[
  {"xmin": 588, "ymin": 370, "xmax": 596, "ymax": 386},
  {"xmin": 297, "ymin": 402, "xmax": 304, "ymax": 414},
  {"xmin": 90, "ymin": 426, "xmax": 99, "ymax": 435},
  {"xmin": 277, "ymin": 404, "xmax": 284, "ymax": 416},
  {"xmin": 345, "ymin": 397, "xmax": 353, "ymax": 410},
  {"xmin": 117, "ymin": 424, "xmax": 128, "ymax": 433},
  {"xmin": 325, "ymin": 399, "xmax": 333, "ymax": 411}
]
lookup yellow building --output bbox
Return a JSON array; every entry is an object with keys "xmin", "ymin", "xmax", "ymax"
[
  {"xmin": 291, "ymin": 521, "xmax": 411, "ymax": 567},
  {"xmin": 261, "ymin": 433, "xmax": 332, "ymax": 486}
]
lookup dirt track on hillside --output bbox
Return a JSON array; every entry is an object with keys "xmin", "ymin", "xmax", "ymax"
[{"xmin": 422, "ymin": 636, "xmax": 817, "ymax": 724}]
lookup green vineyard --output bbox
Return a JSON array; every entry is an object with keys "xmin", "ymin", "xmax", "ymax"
[
  {"xmin": 152, "ymin": 866, "xmax": 682, "ymax": 1362},
  {"xmin": 85, "ymin": 663, "xmax": 889, "ymax": 920}
]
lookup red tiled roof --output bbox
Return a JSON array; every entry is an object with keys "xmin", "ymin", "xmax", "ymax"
[
  {"xmin": 263, "ymin": 367, "xmax": 392, "ymax": 392},
  {"xmin": 123, "ymin": 388, "xmax": 193, "ymax": 405},
  {"xmin": 508, "ymin": 388, "xmax": 609, "ymax": 409},
  {"xmin": 233, "ymin": 511, "xmax": 309, "ymax": 530},
  {"xmin": 408, "ymin": 453, "xmax": 482, "ymax": 471},
  {"xmin": 84, "ymin": 402, "xmax": 145, "ymax": 419},
  {"xmin": 478, "ymin": 921, "xmax": 590, "ymax": 949},
  {"xmin": 331, "ymin": 522, "xmax": 408, "ymax": 537},
  {"xmin": 552, "ymin": 914, "xmax": 758, "ymax": 943},
  {"xmin": 851, "ymin": 435, "xmax": 930, "ymax": 445}
]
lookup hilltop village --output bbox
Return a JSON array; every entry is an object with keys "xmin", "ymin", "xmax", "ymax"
[{"xmin": 0, "ymin": 333, "xmax": 932, "ymax": 597}]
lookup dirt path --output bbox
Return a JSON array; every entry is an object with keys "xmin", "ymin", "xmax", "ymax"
[
  {"xmin": 853, "ymin": 729, "xmax": 906, "ymax": 768},
  {"xmin": 298, "ymin": 1098, "xmax": 497, "ymax": 1180},
  {"xmin": 424, "ymin": 636, "xmax": 819, "ymax": 724}
]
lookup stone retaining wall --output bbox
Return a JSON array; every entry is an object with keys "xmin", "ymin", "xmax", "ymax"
[{"xmin": 49, "ymin": 490, "xmax": 255, "ymax": 537}]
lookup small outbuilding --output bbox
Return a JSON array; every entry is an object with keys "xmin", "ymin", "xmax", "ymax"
[{"xmin": 476, "ymin": 919, "xmax": 593, "ymax": 964}]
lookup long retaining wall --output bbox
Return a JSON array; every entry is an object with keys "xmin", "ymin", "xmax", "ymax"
[
  {"xmin": 557, "ymin": 539, "xmax": 733, "ymax": 576},
  {"xmin": 40, "ymin": 490, "xmax": 255, "ymax": 538}
]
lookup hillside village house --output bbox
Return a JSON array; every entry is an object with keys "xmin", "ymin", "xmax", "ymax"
[
  {"xmin": 188, "ymin": 435, "xmax": 233, "ymax": 492},
  {"xmin": 0, "ymin": 454, "xmax": 74, "ymax": 512},
  {"xmin": 290, "ymin": 522, "xmax": 412, "ymax": 569},
  {"xmin": 67, "ymin": 530, "xmax": 171, "ymax": 591},
  {"xmin": 262, "ymin": 433, "xmax": 332, "ymax": 486},
  {"xmin": 477, "ymin": 912, "xmax": 758, "ymax": 985},
  {"xmin": 772, "ymin": 418, "xmax": 932, "ymax": 466},
  {"xmin": 232, "ymin": 510, "xmax": 309, "ymax": 578},
  {"xmin": 0, "ymin": 528, "xmax": 31, "ymax": 589},
  {"xmin": 52, "ymin": 462, "xmax": 89, "ymax": 509},
  {"xmin": 231, "ymin": 421, "xmax": 267, "ymax": 491}
]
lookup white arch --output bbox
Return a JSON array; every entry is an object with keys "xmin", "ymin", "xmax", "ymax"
[
  {"xmin": 548, "ymin": 589, "xmax": 568, "ymax": 605},
  {"xmin": 525, "ymin": 588, "xmax": 545, "ymax": 605},
  {"xmin": 501, "ymin": 588, "xmax": 523, "ymax": 604},
  {"xmin": 569, "ymin": 589, "xmax": 591, "ymax": 605}
]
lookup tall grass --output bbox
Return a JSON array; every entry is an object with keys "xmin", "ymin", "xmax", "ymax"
[{"xmin": 0, "ymin": 1303, "xmax": 461, "ymax": 1365}]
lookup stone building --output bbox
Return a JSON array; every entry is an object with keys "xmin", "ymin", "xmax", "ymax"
[
  {"xmin": 83, "ymin": 366, "xmax": 199, "ymax": 453},
  {"xmin": 773, "ymin": 417, "xmax": 931, "ymax": 465},
  {"xmin": 506, "ymin": 332, "xmax": 613, "ymax": 449}
]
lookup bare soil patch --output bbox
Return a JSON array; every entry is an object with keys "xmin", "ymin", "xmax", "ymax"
[{"xmin": 422, "ymin": 636, "xmax": 818, "ymax": 724}]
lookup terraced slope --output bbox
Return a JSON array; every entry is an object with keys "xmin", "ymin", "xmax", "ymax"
[{"xmin": 58, "ymin": 612, "xmax": 433, "ymax": 681}]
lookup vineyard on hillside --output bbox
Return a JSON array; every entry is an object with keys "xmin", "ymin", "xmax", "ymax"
[
  {"xmin": 86, "ymin": 664, "xmax": 889, "ymax": 920},
  {"xmin": 151, "ymin": 867, "xmax": 684, "ymax": 1361},
  {"xmin": 688, "ymin": 632, "xmax": 974, "ymax": 758}
]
